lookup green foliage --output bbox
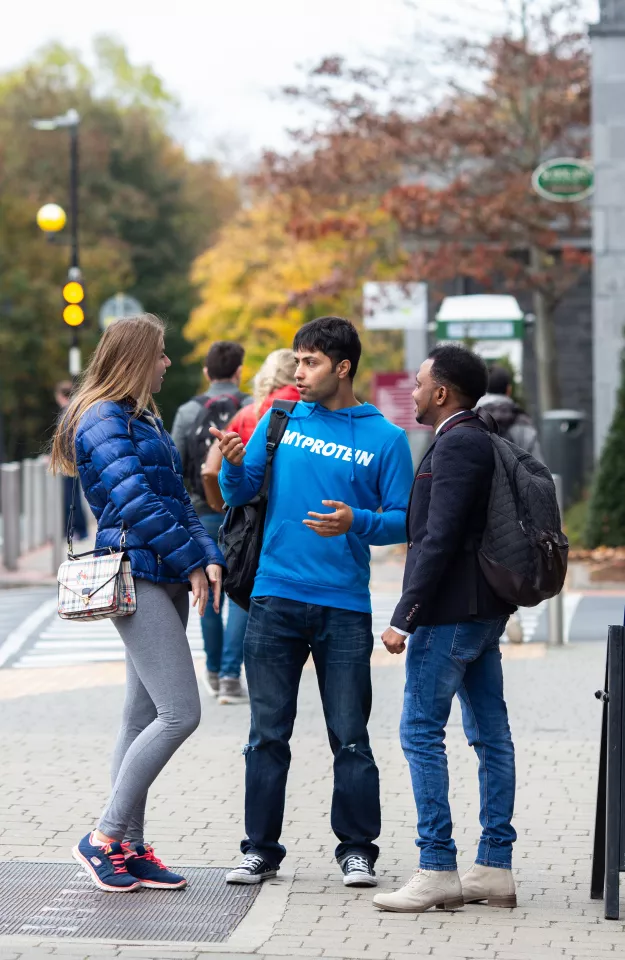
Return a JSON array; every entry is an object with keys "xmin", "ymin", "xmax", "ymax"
[
  {"xmin": 564, "ymin": 496, "xmax": 588, "ymax": 549},
  {"xmin": 0, "ymin": 38, "xmax": 238, "ymax": 459},
  {"xmin": 586, "ymin": 350, "xmax": 625, "ymax": 547}
]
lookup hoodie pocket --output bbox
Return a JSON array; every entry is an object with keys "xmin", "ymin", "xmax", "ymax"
[{"xmin": 259, "ymin": 520, "xmax": 369, "ymax": 594}]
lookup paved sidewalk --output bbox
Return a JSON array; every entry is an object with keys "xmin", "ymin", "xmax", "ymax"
[{"xmin": 0, "ymin": 601, "xmax": 620, "ymax": 958}]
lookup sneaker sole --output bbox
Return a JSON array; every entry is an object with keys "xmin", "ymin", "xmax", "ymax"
[
  {"xmin": 226, "ymin": 869, "xmax": 278, "ymax": 884},
  {"xmin": 136, "ymin": 878, "xmax": 188, "ymax": 889},
  {"xmin": 72, "ymin": 846, "xmax": 141, "ymax": 893},
  {"xmin": 343, "ymin": 874, "xmax": 378, "ymax": 887}
]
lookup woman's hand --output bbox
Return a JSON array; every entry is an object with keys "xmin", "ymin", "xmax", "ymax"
[
  {"xmin": 189, "ymin": 566, "xmax": 209, "ymax": 617},
  {"xmin": 206, "ymin": 563, "xmax": 222, "ymax": 613}
]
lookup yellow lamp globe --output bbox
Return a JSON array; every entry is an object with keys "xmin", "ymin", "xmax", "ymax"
[{"xmin": 36, "ymin": 203, "xmax": 67, "ymax": 234}]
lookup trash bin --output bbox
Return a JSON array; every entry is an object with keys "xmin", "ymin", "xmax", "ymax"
[{"xmin": 541, "ymin": 409, "xmax": 586, "ymax": 510}]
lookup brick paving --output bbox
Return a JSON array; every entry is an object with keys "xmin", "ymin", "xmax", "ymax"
[{"xmin": 0, "ymin": 568, "xmax": 621, "ymax": 958}]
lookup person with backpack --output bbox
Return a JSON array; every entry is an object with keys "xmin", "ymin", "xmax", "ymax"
[
  {"xmin": 212, "ymin": 317, "xmax": 414, "ymax": 888},
  {"xmin": 375, "ymin": 344, "xmax": 518, "ymax": 914},
  {"xmin": 171, "ymin": 341, "xmax": 252, "ymax": 705},
  {"xmin": 201, "ymin": 348, "xmax": 300, "ymax": 511},
  {"xmin": 475, "ymin": 366, "xmax": 543, "ymax": 461}
]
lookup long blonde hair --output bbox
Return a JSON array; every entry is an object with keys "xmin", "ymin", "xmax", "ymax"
[
  {"xmin": 50, "ymin": 314, "xmax": 165, "ymax": 476},
  {"xmin": 253, "ymin": 348, "xmax": 296, "ymax": 413}
]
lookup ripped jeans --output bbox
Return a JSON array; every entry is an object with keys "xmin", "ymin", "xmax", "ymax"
[{"xmin": 241, "ymin": 596, "xmax": 380, "ymax": 868}]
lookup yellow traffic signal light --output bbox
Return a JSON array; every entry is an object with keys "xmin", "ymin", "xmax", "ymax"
[
  {"xmin": 63, "ymin": 281, "xmax": 84, "ymax": 304},
  {"xmin": 63, "ymin": 304, "xmax": 84, "ymax": 326},
  {"xmin": 63, "ymin": 278, "xmax": 85, "ymax": 326}
]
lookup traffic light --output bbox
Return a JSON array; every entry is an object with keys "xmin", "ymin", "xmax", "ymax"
[{"xmin": 63, "ymin": 277, "xmax": 85, "ymax": 327}]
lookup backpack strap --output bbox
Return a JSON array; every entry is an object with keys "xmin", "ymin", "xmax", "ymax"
[
  {"xmin": 438, "ymin": 412, "xmax": 493, "ymax": 618},
  {"xmin": 258, "ymin": 399, "xmax": 297, "ymax": 497}
]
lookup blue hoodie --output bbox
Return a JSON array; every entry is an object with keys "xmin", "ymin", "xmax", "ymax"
[{"xmin": 219, "ymin": 401, "xmax": 414, "ymax": 613}]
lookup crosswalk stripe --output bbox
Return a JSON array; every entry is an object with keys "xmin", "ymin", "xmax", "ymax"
[{"xmin": 9, "ymin": 593, "xmax": 400, "ymax": 668}]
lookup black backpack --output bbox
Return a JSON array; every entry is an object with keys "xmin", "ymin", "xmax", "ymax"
[
  {"xmin": 186, "ymin": 394, "xmax": 242, "ymax": 499},
  {"xmin": 219, "ymin": 399, "xmax": 296, "ymax": 611},
  {"xmin": 448, "ymin": 414, "xmax": 568, "ymax": 607}
]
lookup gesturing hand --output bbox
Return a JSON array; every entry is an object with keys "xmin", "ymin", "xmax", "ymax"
[
  {"xmin": 209, "ymin": 427, "xmax": 245, "ymax": 466},
  {"xmin": 303, "ymin": 500, "xmax": 353, "ymax": 538},
  {"xmin": 206, "ymin": 563, "xmax": 222, "ymax": 613},
  {"xmin": 381, "ymin": 627, "xmax": 407, "ymax": 655},
  {"xmin": 189, "ymin": 566, "xmax": 209, "ymax": 617}
]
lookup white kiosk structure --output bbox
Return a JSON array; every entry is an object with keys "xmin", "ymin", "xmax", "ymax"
[{"xmin": 435, "ymin": 294, "xmax": 526, "ymax": 382}]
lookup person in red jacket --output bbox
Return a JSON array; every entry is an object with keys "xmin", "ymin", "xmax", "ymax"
[{"xmin": 228, "ymin": 349, "xmax": 299, "ymax": 444}]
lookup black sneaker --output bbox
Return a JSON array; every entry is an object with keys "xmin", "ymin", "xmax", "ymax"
[
  {"xmin": 226, "ymin": 853, "xmax": 278, "ymax": 885},
  {"xmin": 341, "ymin": 854, "xmax": 378, "ymax": 887}
]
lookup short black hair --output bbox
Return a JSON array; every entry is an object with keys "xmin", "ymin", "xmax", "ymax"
[
  {"xmin": 428, "ymin": 344, "xmax": 488, "ymax": 408},
  {"xmin": 293, "ymin": 316, "xmax": 361, "ymax": 380},
  {"xmin": 205, "ymin": 341, "xmax": 245, "ymax": 380},
  {"xmin": 487, "ymin": 365, "xmax": 512, "ymax": 396}
]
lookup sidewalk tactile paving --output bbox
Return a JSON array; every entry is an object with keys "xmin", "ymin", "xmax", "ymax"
[{"xmin": 0, "ymin": 860, "xmax": 259, "ymax": 943}]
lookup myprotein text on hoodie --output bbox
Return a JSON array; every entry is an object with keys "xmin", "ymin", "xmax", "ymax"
[{"xmin": 219, "ymin": 401, "xmax": 414, "ymax": 613}]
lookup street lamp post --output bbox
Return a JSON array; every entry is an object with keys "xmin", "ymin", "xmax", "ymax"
[{"xmin": 32, "ymin": 109, "xmax": 82, "ymax": 376}]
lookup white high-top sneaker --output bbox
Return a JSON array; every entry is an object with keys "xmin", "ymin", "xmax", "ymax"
[
  {"xmin": 461, "ymin": 864, "xmax": 517, "ymax": 908},
  {"xmin": 373, "ymin": 868, "xmax": 463, "ymax": 913}
]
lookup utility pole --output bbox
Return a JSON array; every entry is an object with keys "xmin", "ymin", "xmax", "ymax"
[{"xmin": 32, "ymin": 109, "xmax": 83, "ymax": 377}]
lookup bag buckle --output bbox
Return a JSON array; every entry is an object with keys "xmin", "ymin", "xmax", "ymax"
[
  {"xmin": 120, "ymin": 530, "xmax": 127, "ymax": 549},
  {"xmin": 266, "ymin": 441, "xmax": 276, "ymax": 452}
]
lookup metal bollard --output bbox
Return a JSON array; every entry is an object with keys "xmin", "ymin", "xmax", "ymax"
[
  {"xmin": 32, "ymin": 456, "xmax": 47, "ymax": 549},
  {"xmin": 21, "ymin": 458, "xmax": 35, "ymax": 553},
  {"xmin": 1, "ymin": 462, "xmax": 21, "ymax": 571},
  {"xmin": 49, "ymin": 472, "xmax": 66, "ymax": 574},
  {"xmin": 548, "ymin": 473, "xmax": 564, "ymax": 646},
  {"xmin": 45, "ymin": 465, "xmax": 57, "ymax": 542}
]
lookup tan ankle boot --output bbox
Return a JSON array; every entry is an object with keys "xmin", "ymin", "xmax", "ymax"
[
  {"xmin": 461, "ymin": 864, "xmax": 517, "ymax": 908},
  {"xmin": 373, "ymin": 868, "xmax": 463, "ymax": 913}
]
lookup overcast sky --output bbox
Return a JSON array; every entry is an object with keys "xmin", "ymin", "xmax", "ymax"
[{"xmin": 0, "ymin": 0, "xmax": 599, "ymax": 163}]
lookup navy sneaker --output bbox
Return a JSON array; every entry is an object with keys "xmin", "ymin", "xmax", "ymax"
[
  {"xmin": 340, "ymin": 854, "xmax": 378, "ymax": 887},
  {"xmin": 226, "ymin": 853, "xmax": 278, "ymax": 885},
  {"xmin": 72, "ymin": 833, "xmax": 141, "ymax": 892},
  {"xmin": 124, "ymin": 843, "xmax": 187, "ymax": 889}
]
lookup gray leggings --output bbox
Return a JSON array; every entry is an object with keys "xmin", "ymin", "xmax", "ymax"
[{"xmin": 98, "ymin": 578, "xmax": 201, "ymax": 842}]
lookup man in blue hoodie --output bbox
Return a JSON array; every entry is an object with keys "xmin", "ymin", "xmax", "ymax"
[{"xmin": 214, "ymin": 317, "xmax": 414, "ymax": 888}]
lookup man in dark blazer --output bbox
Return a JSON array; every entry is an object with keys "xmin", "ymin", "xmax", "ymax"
[{"xmin": 374, "ymin": 344, "xmax": 517, "ymax": 915}]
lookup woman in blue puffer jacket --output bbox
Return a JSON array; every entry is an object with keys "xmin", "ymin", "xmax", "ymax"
[{"xmin": 51, "ymin": 313, "xmax": 224, "ymax": 893}]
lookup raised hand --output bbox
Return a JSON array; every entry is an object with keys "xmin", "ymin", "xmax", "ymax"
[{"xmin": 209, "ymin": 426, "xmax": 245, "ymax": 466}]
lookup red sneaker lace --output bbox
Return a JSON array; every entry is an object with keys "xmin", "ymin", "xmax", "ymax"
[
  {"xmin": 105, "ymin": 845, "xmax": 128, "ymax": 875},
  {"xmin": 125, "ymin": 843, "xmax": 167, "ymax": 871}
]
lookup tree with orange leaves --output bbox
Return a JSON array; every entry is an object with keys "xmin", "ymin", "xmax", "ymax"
[{"xmin": 255, "ymin": 0, "xmax": 591, "ymax": 412}]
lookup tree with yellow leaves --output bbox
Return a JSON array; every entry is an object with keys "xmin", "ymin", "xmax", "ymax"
[{"xmin": 186, "ymin": 196, "xmax": 404, "ymax": 396}]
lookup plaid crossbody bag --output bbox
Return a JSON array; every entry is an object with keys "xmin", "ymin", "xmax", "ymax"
[{"xmin": 57, "ymin": 477, "xmax": 137, "ymax": 622}]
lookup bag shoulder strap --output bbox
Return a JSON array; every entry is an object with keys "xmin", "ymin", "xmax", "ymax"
[{"xmin": 259, "ymin": 399, "xmax": 297, "ymax": 498}]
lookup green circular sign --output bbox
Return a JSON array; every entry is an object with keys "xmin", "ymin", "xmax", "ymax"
[{"xmin": 532, "ymin": 158, "xmax": 594, "ymax": 203}]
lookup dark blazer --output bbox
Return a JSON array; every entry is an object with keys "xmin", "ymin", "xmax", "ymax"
[{"xmin": 391, "ymin": 411, "xmax": 516, "ymax": 632}]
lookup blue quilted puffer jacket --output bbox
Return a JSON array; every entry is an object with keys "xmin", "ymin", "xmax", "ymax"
[{"xmin": 75, "ymin": 399, "xmax": 224, "ymax": 584}]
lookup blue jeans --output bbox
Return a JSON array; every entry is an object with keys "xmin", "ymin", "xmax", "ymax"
[
  {"xmin": 199, "ymin": 513, "xmax": 248, "ymax": 679},
  {"xmin": 400, "ymin": 617, "xmax": 516, "ymax": 871},
  {"xmin": 241, "ymin": 596, "xmax": 380, "ymax": 868}
]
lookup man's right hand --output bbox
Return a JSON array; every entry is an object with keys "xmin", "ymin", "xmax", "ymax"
[{"xmin": 209, "ymin": 427, "xmax": 246, "ymax": 466}]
